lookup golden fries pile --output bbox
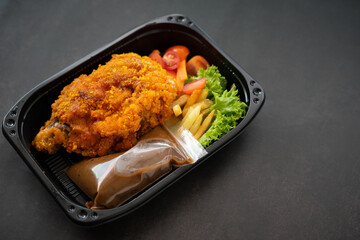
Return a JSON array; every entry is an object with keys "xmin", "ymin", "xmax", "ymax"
[{"xmin": 171, "ymin": 89, "xmax": 215, "ymax": 140}]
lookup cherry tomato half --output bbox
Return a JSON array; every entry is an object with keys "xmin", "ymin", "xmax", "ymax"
[
  {"xmin": 182, "ymin": 78, "xmax": 207, "ymax": 94},
  {"xmin": 149, "ymin": 50, "xmax": 166, "ymax": 69},
  {"xmin": 165, "ymin": 45, "xmax": 190, "ymax": 61},
  {"xmin": 163, "ymin": 50, "xmax": 180, "ymax": 70}
]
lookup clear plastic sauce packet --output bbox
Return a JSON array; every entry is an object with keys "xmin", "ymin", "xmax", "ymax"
[{"xmin": 66, "ymin": 116, "xmax": 207, "ymax": 209}]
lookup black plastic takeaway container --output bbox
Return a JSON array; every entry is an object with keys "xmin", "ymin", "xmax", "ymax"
[{"xmin": 2, "ymin": 14, "xmax": 265, "ymax": 226}]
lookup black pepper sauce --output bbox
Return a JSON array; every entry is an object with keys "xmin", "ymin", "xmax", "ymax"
[{"xmin": 66, "ymin": 125, "xmax": 193, "ymax": 209}]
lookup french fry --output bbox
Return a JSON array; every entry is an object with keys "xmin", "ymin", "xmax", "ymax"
[
  {"xmin": 170, "ymin": 94, "xmax": 189, "ymax": 108},
  {"xmin": 182, "ymin": 107, "xmax": 190, "ymax": 117},
  {"xmin": 194, "ymin": 109, "xmax": 215, "ymax": 139},
  {"xmin": 180, "ymin": 106, "xmax": 193, "ymax": 127},
  {"xmin": 198, "ymin": 99, "xmax": 213, "ymax": 109},
  {"xmin": 182, "ymin": 89, "xmax": 202, "ymax": 117},
  {"xmin": 196, "ymin": 88, "xmax": 209, "ymax": 103},
  {"xmin": 173, "ymin": 104, "xmax": 182, "ymax": 117},
  {"xmin": 189, "ymin": 113, "xmax": 203, "ymax": 135},
  {"xmin": 201, "ymin": 108, "xmax": 210, "ymax": 115},
  {"xmin": 181, "ymin": 105, "xmax": 201, "ymax": 130},
  {"xmin": 187, "ymin": 99, "xmax": 213, "ymax": 112}
]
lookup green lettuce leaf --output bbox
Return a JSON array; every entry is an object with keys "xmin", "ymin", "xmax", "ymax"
[
  {"xmin": 186, "ymin": 65, "xmax": 247, "ymax": 147},
  {"xmin": 199, "ymin": 84, "xmax": 247, "ymax": 147},
  {"xmin": 189, "ymin": 65, "xmax": 227, "ymax": 99}
]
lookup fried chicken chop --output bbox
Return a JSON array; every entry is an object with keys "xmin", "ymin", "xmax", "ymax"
[{"xmin": 32, "ymin": 53, "xmax": 177, "ymax": 157}]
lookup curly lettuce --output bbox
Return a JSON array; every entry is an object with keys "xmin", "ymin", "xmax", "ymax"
[
  {"xmin": 188, "ymin": 65, "xmax": 247, "ymax": 147},
  {"xmin": 198, "ymin": 85, "xmax": 247, "ymax": 147},
  {"xmin": 189, "ymin": 65, "xmax": 227, "ymax": 99}
]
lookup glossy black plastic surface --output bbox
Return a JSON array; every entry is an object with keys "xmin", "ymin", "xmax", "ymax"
[{"xmin": 2, "ymin": 14, "xmax": 264, "ymax": 226}]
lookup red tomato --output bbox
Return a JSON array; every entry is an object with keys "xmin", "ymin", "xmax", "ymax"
[
  {"xmin": 149, "ymin": 50, "xmax": 166, "ymax": 68},
  {"xmin": 165, "ymin": 45, "xmax": 190, "ymax": 61},
  {"xmin": 182, "ymin": 78, "xmax": 206, "ymax": 94},
  {"xmin": 163, "ymin": 50, "xmax": 180, "ymax": 70},
  {"xmin": 186, "ymin": 55, "xmax": 209, "ymax": 76}
]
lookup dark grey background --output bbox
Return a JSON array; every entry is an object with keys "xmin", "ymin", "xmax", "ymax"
[{"xmin": 1, "ymin": 0, "xmax": 359, "ymax": 239}]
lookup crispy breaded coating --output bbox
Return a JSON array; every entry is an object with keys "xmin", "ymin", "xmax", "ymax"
[{"xmin": 32, "ymin": 53, "xmax": 177, "ymax": 157}]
